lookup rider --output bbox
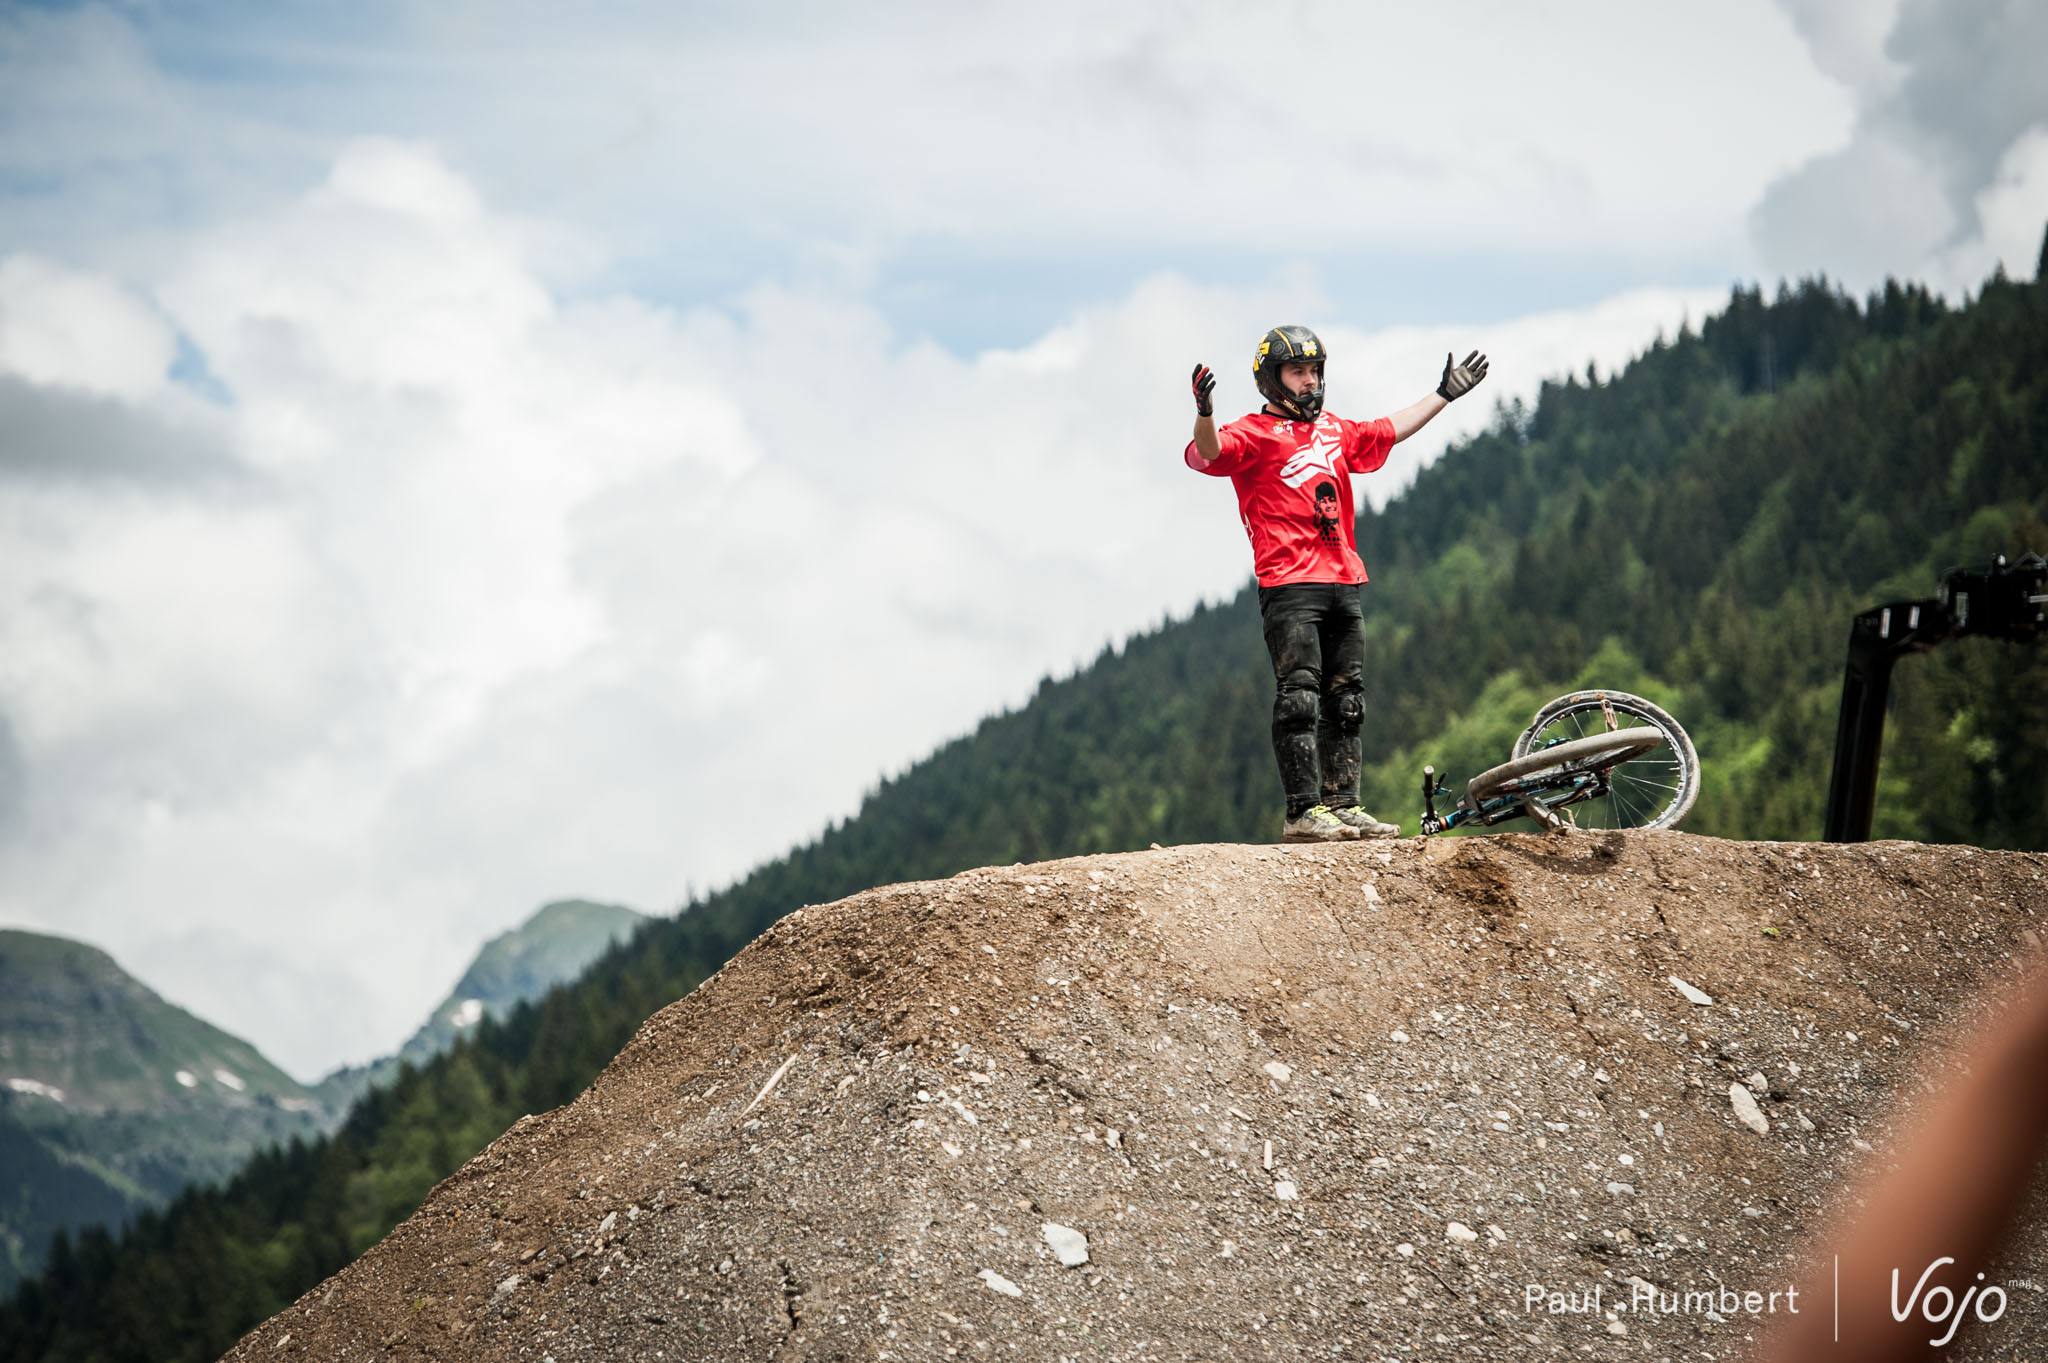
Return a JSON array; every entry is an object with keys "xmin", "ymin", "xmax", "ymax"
[{"xmin": 1187, "ymin": 326, "xmax": 1489, "ymax": 842}]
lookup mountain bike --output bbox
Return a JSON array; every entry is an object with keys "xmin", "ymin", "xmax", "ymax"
[{"xmin": 1419, "ymin": 689, "xmax": 1700, "ymax": 835}]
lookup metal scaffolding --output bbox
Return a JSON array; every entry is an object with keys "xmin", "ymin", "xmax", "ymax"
[{"xmin": 1822, "ymin": 552, "xmax": 2047, "ymax": 842}]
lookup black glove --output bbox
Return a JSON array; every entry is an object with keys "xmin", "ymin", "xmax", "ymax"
[
  {"xmin": 1437, "ymin": 350, "xmax": 1489, "ymax": 401},
  {"xmin": 1191, "ymin": 363, "xmax": 1216, "ymax": 417}
]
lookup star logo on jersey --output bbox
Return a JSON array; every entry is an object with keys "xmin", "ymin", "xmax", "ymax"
[{"xmin": 1278, "ymin": 421, "xmax": 1343, "ymax": 489}]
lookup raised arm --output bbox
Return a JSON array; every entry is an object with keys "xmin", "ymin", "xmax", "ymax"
[
  {"xmin": 1385, "ymin": 350, "xmax": 1488, "ymax": 443},
  {"xmin": 1189, "ymin": 363, "xmax": 1221, "ymax": 464}
]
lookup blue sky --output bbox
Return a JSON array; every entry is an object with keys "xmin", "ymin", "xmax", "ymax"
[{"xmin": 1, "ymin": 0, "xmax": 2044, "ymax": 1078}]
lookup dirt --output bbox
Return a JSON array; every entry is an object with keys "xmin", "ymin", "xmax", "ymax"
[{"xmin": 222, "ymin": 831, "xmax": 2048, "ymax": 1362}]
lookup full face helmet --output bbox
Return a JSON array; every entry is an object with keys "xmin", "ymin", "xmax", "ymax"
[{"xmin": 1253, "ymin": 325, "xmax": 1326, "ymax": 421}]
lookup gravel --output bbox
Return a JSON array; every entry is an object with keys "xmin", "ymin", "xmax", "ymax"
[{"xmin": 221, "ymin": 831, "xmax": 2048, "ymax": 1362}]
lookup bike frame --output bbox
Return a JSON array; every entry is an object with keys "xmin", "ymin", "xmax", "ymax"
[{"xmin": 1418, "ymin": 748, "xmax": 1613, "ymax": 836}]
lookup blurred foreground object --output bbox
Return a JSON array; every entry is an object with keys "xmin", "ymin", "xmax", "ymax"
[{"xmin": 1750, "ymin": 954, "xmax": 2048, "ymax": 1361}]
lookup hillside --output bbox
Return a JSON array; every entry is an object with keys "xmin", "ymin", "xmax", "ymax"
[
  {"xmin": 0, "ymin": 931, "xmax": 328, "ymax": 1293},
  {"xmin": 0, "ymin": 901, "xmax": 644, "ymax": 1296},
  {"xmin": 224, "ymin": 833, "xmax": 2048, "ymax": 1361}
]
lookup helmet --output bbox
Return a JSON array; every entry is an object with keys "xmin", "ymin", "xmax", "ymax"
[{"xmin": 1253, "ymin": 325, "xmax": 1326, "ymax": 421}]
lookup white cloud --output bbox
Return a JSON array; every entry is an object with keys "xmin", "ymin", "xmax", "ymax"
[
  {"xmin": 1319, "ymin": 287, "xmax": 1725, "ymax": 507},
  {"xmin": 1926, "ymin": 127, "xmax": 2048, "ymax": 293},
  {"xmin": 1754, "ymin": 0, "xmax": 2048, "ymax": 292},
  {"xmin": 0, "ymin": 140, "xmax": 1718, "ymax": 1078},
  {"xmin": 1775, "ymin": 0, "xmax": 1905, "ymax": 99},
  {"xmin": 1749, "ymin": 130, "xmax": 1955, "ymax": 288},
  {"xmin": 1, "ymin": 3, "xmax": 1851, "ymax": 322},
  {"xmin": 0, "ymin": 256, "xmax": 177, "ymax": 400}
]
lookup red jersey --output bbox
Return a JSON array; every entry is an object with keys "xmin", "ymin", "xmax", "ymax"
[{"xmin": 1186, "ymin": 410, "xmax": 1395, "ymax": 587}]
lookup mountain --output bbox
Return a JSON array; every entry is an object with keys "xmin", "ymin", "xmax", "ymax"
[
  {"xmin": 5, "ymin": 256, "xmax": 2046, "ymax": 1361},
  {"xmin": 0, "ymin": 901, "xmax": 644, "ymax": 1299},
  {"xmin": 312, "ymin": 900, "xmax": 646, "ymax": 1116},
  {"xmin": 0, "ymin": 930, "xmax": 327, "ymax": 1294},
  {"xmin": 395, "ymin": 900, "xmax": 647, "ymax": 1067},
  {"xmin": 221, "ymin": 834, "xmax": 2048, "ymax": 1360}
]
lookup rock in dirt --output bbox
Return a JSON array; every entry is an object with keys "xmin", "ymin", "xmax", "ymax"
[
  {"xmin": 1668, "ymin": 974, "xmax": 1715, "ymax": 1006},
  {"xmin": 1729, "ymin": 1081, "xmax": 1771, "ymax": 1135},
  {"xmin": 977, "ymin": 1268, "xmax": 1023, "ymax": 1298},
  {"xmin": 1042, "ymin": 1222, "xmax": 1089, "ymax": 1266}
]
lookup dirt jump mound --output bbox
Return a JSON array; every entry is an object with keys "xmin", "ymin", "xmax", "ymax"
[{"xmin": 227, "ymin": 831, "xmax": 2048, "ymax": 1361}]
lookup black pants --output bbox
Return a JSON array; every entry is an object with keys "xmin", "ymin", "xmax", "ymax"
[{"xmin": 1258, "ymin": 583, "xmax": 1366, "ymax": 819}]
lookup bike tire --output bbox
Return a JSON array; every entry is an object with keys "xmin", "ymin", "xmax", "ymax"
[
  {"xmin": 1513, "ymin": 689, "xmax": 1700, "ymax": 830},
  {"xmin": 1464, "ymin": 728, "xmax": 1666, "ymax": 809}
]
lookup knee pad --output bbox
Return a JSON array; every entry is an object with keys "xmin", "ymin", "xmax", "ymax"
[
  {"xmin": 1332, "ymin": 688, "xmax": 1366, "ymax": 730},
  {"xmin": 1274, "ymin": 674, "xmax": 1320, "ymax": 732}
]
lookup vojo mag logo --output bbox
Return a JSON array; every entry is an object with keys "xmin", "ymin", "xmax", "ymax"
[{"xmin": 1893, "ymin": 1257, "xmax": 2012, "ymax": 1348}]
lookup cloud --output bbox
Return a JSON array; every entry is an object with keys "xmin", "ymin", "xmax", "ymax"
[
  {"xmin": 1316, "ymin": 288, "xmax": 1726, "ymax": 506},
  {"xmin": 0, "ymin": 4, "xmax": 316, "ymax": 281},
  {"xmin": 0, "ymin": 255, "xmax": 250, "ymax": 488},
  {"xmin": 1965, "ymin": 127, "xmax": 2048, "ymax": 282},
  {"xmin": 0, "ymin": 139, "xmax": 1717, "ymax": 1078},
  {"xmin": 0, "ymin": 255, "xmax": 178, "ymax": 399},
  {"xmin": 0, "ymin": 713, "xmax": 23, "ymax": 845},
  {"xmin": 2, "ymin": 2, "xmax": 1847, "ymax": 345},
  {"xmin": 1774, "ymin": 0, "xmax": 1905, "ymax": 98},
  {"xmin": 1754, "ymin": 0, "xmax": 2048, "ymax": 291},
  {"xmin": 0, "ymin": 377, "xmax": 246, "ymax": 486}
]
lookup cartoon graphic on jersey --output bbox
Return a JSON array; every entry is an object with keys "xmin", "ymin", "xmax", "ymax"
[{"xmin": 1313, "ymin": 480, "xmax": 1341, "ymax": 547}]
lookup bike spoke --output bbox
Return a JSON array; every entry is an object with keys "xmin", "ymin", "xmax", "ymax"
[
  {"xmin": 1611, "ymin": 777, "xmax": 1651, "ymax": 826},
  {"xmin": 1604, "ymin": 781, "xmax": 1634, "ymax": 827},
  {"xmin": 1506, "ymin": 698, "xmax": 1699, "ymax": 832}
]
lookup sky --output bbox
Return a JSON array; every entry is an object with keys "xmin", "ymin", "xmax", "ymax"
[{"xmin": 1, "ymin": 0, "xmax": 2044, "ymax": 1081}]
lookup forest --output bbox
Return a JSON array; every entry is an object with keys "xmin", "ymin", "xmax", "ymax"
[{"xmin": 5, "ymin": 249, "xmax": 2045, "ymax": 1362}]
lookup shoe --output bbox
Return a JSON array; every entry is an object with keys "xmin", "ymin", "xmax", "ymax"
[
  {"xmin": 1330, "ymin": 805, "xmax": 1401, "ymax": 838},
  {"xmin": 1282, "ymin": 805, "xmax": 1361, "ymax": 842}
]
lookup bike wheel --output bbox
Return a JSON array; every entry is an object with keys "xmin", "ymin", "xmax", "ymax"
[
  {"xmin": 1464, "ymin": 728, "xmax": 1666, "ymax": 814},
  {"xmin": 1513, "ymin": 690, "xmax": 1699, "ymax": 830}
]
